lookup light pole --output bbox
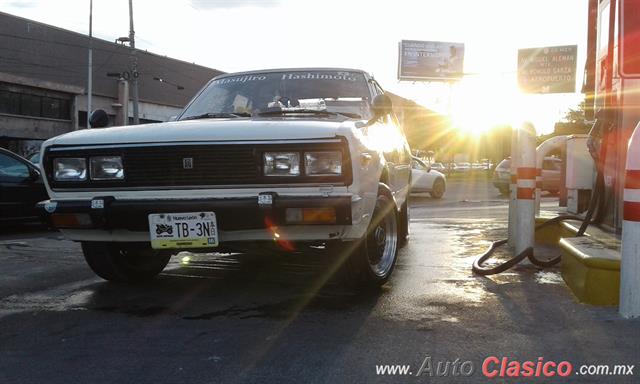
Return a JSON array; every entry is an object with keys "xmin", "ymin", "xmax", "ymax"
[
  {"xmin": 129, "ymin": 0, "xmax": 140, "ymax": 125},
  {"xmin": 87, "ymin": 0, "xmax": 93, "ymax": 129}
]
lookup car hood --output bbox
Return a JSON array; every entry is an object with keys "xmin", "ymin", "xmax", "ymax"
[{"xmin": 46, "ymin": 118, "xmax": 360, "ymax": 146}]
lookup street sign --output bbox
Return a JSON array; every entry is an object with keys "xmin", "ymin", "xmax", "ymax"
[
  {"xmin": 398, "ymin": 40, "xmax": 465, "ymax": 81},
  {"xmin": 517, "ymin": 45, "xmax": 578, "ymax": 93}
]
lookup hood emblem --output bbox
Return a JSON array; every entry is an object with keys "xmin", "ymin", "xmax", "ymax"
[{"xmin": 182, "ymin": 157, "xmax": 194, "ymax": 169}]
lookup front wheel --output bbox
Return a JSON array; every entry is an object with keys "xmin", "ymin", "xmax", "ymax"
[
  {"xmin": 334, "ymin": 186, "xmax": 399, "ymax": 288},
  {"xmin": 430, "ymin": 178, "xmax": 446, "ymax": 199},
  {"xmin": 81, "ymin": 242, "xmax": 171, "ymax": 282}
]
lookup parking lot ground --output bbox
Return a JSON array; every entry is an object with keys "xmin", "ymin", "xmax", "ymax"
[{"xmin": 1, "ymin": 179, "xmax": 638, "ymax": 383}]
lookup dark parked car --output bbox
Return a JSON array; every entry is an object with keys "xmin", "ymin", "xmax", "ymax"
[
  {"xmin": 28, "ymin": 152, "xmax": 41, "ymax": 166},
  {"xmin": 0, "ymin": 148, "xmax": 48, "ymax": 225}
]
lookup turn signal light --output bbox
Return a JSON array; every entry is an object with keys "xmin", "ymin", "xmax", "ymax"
[
  {"xmin": 285, "ymin": 208, "xmax": 336, "ymax": 224},
  {"xmin": 50, "ymin": 213, "xmax": 92, "ymax": 228}
]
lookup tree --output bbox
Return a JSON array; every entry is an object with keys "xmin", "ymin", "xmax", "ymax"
[{"xmin": 553, "ymin": 100, "xmax": 590, "ymax": 136}]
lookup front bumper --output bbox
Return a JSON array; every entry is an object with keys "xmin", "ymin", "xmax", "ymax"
[{"xmin": 39, "ymin": 195, "xmax": 353, "ymax": 233}]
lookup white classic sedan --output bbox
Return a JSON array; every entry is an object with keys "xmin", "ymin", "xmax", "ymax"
[
  {"xmin": 410, "ymin": 157, "xmax": 446, "ymax": 198},
  {"xmin": 37, "ymin": 67, "xmax": 412, "ymax": 287}
]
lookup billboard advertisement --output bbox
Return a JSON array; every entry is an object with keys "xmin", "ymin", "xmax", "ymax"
[
  {"xmin": 517, "ymin": 45, "xmax": 578, "ymax": 93},
  {"xmin": 398, "ymin": 40, "xmax": 465, "ymax": 81}
]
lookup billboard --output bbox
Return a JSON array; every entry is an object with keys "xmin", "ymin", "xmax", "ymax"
[
  {"xmin": 517, "ymin": 45, "xmax": 577, "ymax": 93},
  {"xmin": 398, "ymin": 40, "xmax": 465, "ymax": 81}
]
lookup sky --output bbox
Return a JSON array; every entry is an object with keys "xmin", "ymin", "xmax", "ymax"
[{"xmin": 1, "ymin": 0, "xmax": 588, "ymax": 134}]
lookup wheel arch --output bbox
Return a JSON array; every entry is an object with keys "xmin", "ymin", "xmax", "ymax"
[{"xmin": 378, "ymin": 181, "xmax": 400, "ymax": 211}]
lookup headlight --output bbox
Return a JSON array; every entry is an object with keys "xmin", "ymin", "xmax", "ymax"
[
  {"xmin": 90, "ymin": 156, "xmax": 124, "ymax": 180},
  {"xmin": 53, "ymin": 158, "xmax": 87, "ymax": 181},
  {"xmin": 304, "ymin": 151, "xmax": 342, "ymax": 176},
  {"xmin": 264, "ymin": 152, "xmax": 300, "ymax": 176}
]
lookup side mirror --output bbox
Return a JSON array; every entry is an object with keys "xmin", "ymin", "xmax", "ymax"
[
  {"xmin": 89, "ymin": 109, "xmax": 109, "ymax": 128},
  {"xmin": 427, "ymin": 165, "xmax": 432, "ymax": 172},
  {"xmin": 371, "ymin": 94, "xmax": 393, "ymax": 120}
]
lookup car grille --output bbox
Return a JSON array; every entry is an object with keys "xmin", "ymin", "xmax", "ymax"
[
  {"xmin": 122, "ymin": 145, "xmax": 259, "ymax": 187},
  {"xmin": 45, "ymin": 141, "xmax": 351, "ymax": 189}
]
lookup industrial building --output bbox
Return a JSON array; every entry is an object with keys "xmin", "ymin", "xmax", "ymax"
[{"xmin": 0, "ymin": 12, "xmax": 223, "ymax": 157}]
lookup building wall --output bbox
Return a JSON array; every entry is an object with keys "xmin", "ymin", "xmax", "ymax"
[
  {"xmin": 0, "ymin": 12, "xmax": 224, "ymax": 156},
  {"xmin": 75, "ymin": 94, "xmax": 182, "ymax": 128},
  {"xmin": 0, "ymin": 80, "xmax": 77, "ymax": 140}
]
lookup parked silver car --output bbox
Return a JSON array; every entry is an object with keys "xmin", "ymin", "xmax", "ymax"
[{"xmin": 493, "ymin": 157, "xmax": 562, "ymax": 195}]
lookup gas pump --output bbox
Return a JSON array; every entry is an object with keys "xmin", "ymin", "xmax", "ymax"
[
  {"xmin": 472, "ymin": 0, "xmax": 619, "ymax": 275},
  {"xmin": 473, "ymin": 0, "xmax": 640, "ymax": 316}
]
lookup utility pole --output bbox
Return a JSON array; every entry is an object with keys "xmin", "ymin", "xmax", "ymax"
[
  {"xmin": 129, "ymin": 0, "xmax": 140, "ymax": 125},
  {"xmin": 87, "ymin": 0, "xmax": 93, "ymax": 128}
]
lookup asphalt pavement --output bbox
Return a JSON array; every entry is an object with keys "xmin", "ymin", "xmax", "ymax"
[{"xmin": 1, "ymin": 179, "xmax": 638, "ymax": 383}]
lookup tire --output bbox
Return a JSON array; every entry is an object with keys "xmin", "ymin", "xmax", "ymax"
[
  {"xmin": 81, "ymin": 242, "xmax": 171, "ymax": 282},
  {"xmin": 332, "ymin": 186, "xmax": 399, "ymax": 288},
  {"xmin": 398, "ymin": 197, "xmax": 409, "ymax": 249},
  {"xmin": 430, "ymin": 178, "xmax": 446, "ymax": 199}
]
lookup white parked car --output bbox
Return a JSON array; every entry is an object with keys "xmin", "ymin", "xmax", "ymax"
[
  {"xmin": 38, "ymin": 68, "xmax": 412, "ymax": 287},
  {"xmin": 455, "ymin": 162, "xmax": 471, "ymax": 172},
  {"xmin": 410, "ymin": 157, "xmax": 446, "ymax": 198},
  {"xmin": 430, "ymin": 162, "xmax": 446, "ymax": 172}
]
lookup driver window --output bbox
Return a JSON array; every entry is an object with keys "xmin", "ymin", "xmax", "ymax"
[{"xmin": 0, "ymin": 154, "xmax": 30, "ymax": 182}]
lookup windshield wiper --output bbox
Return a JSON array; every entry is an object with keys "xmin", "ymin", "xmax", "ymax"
[
  {"xmin": 256, "ymin": 109, "xmax": 361, "ymax": 118},
  {"xmin": 181, "ymin": 112, "xmax": 251, "ymax": 120}
]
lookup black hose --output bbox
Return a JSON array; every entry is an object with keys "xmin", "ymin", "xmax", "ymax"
[
  {"xmin": 577, "ymin": 131, "xmax": 608, "ymax": 236},
  {"xmin": 472, "ymin": 215, "xmax": 585, "ymax": 276},
  {"xmin": 473, "ymin": 122, "xmax": 611, "ymax": 276}
]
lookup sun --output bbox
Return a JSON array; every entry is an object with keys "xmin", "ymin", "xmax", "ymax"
[{"xmin": 449, "ymin": 76, "xmax": 523, "ymax": 136}]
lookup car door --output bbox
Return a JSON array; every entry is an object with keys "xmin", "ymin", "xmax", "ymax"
[
  {"xmin": 368, "ymin": 81, "xmax": 411, "ymax": 203},
  {"xmin": 390, "ymin": 121, "xmax": 412, "ymax": 202},
  {"xmin": 411, "ymin": 159, "xmax": 434, "ymax": 191},
  {"xmin": 0, "ymin": 151, "xmax": 44, "ymax": 220}
]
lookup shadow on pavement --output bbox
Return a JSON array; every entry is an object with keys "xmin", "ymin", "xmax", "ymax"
[{"xmin": 80, "ymin": 251, "xmax": 381, "ymax": 321}]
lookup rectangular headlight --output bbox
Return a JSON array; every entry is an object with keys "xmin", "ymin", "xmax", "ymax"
[
  {"xmin": 264, "ymin": 152, "xmax": 300, "ymax": 176},
  {"xmin": 304, "ymin": 151, "xmax": 342, "ymax": 176},
  {"xmin": 90, "ymin": 156, "xmax": 124, "ymax": 180},
  {"xmin": 53, "ymin": 158, "xmax": 87, "ymax": 181}
]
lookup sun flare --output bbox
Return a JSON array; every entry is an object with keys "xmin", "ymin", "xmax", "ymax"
[{"xmin": 448, "ymin": 76, "xmax": 524, "ymax": 136}]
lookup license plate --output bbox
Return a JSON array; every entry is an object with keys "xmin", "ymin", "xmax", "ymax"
[{"xmin": 148, "ymin": 212, "xmax": 218, "ymax": 249}]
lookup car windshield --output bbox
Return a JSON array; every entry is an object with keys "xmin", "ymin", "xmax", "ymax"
[
  {"xmin": 412, "ymin": 158, "xmax": 428, "ymax": 170},
  {"xmin": 179, "ymin": 70, "xmax": 373, "ymax": 121}
]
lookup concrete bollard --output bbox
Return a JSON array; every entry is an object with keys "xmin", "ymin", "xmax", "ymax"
[
  {"xmin": 508, "ymin": 126, "xmax": 518, "ymax": 247},
  {"xmin": 515, "ymin": 123, "xmax": 537, "ymax": 256},
  {"xmin": 620, "ymin": 122, "xmax": 640, "ymax": 318}
]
